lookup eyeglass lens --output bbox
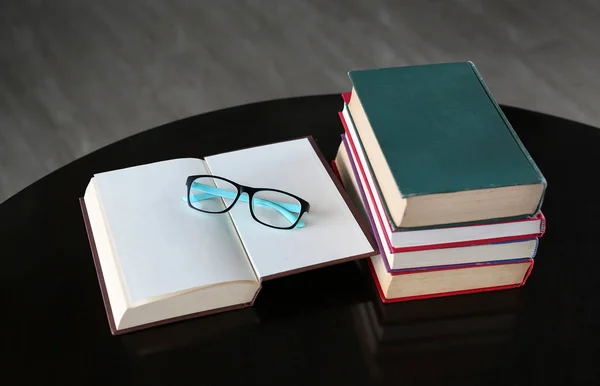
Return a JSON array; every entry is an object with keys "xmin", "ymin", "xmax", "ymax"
[
  {"xmin": 252, "ymin": 190, "xmax": 302, "ymax": 228},
  {"xmin": 189, "ymin": 176, "xmax": 239, "ymax": 213}
]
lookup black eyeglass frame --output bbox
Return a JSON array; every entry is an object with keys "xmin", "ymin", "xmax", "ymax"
[{"xmin": 185, "ymin": 175, "xmax": 311, "ymax": 230}]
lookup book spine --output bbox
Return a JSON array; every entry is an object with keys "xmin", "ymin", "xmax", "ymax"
[
  {"xmin": 539, "ymin": 212, "xmax": 547, "ymax": 236},
  {"xmin": 531, "ymin": 238, "xmax": 540, "ymax": 259},
  {"xmin": 342, "ymin": 91, "xmax": 352, "ymax": 103}
]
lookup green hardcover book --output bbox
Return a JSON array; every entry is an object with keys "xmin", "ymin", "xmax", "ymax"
[{"xmin": 347, "ymin": 62, "xmax": 546, "ymax": 228}]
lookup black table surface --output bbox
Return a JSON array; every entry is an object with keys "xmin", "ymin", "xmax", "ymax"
[{"xmin": 1, "ymin": 95, "xmax": 599, "ymax": 385}]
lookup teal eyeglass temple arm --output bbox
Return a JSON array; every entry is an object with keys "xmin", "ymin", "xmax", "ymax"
[{"xmin": 185, "ymin": 182, "xmax": 306, "ymax": 227}]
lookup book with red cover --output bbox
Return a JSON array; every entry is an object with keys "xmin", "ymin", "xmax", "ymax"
[
  {"xmin": 340, "ymin": 92, "xmax": 545, "ymax": 254},
  {"xmin": 335, "ymin": 135, "xmax": 534, "ymax": 303}
]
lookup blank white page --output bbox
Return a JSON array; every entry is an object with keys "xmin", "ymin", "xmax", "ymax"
[
  {"xmin": 206, "ymin": 138, "xmax": 374, "ymax": 279},
  {"xmin": 93, "ymin": 158, "xmax": 257, "ymax": 304}
]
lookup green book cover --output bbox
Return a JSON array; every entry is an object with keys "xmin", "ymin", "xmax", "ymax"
[{"xmin": 347, "ymin": 62, "xmax": 546, "ymax": 228}]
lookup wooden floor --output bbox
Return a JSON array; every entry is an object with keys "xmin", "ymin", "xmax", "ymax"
[{"xmin": 1, "ymin": 0, "xmax": 599, "ymax": 202}]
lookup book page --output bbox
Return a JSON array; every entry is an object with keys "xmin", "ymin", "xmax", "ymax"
[
  {"xmin": 205, "ymin": 138, "xmax": 374, "ymax": 279},
  {"xmin": 93, "ymin": 158, "xmax": 257, "ymax": 304}
]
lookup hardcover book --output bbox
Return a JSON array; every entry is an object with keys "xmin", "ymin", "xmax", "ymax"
[
  {"xmin": 340, "ymin": 94, "xmax": 545, "ymax": 252},
  {"xmin": 346, "ymin": 62, "xmax": 547, "ymax": 228},
  {"xmin": 368, "ymin": 252, "xmax": 533, "ymax": 303},
  {"xmin": 80, "ymin": 137, "xmax": 376, "ymax": 334}
]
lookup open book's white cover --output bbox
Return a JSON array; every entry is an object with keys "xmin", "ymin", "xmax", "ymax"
[{"xmin": 206, "ymin": 137, "xmax": 375, "ymax": 279}]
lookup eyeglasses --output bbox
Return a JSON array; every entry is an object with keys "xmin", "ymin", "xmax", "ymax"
[{"xmin": 185, "ymin": 175, "xmax": 310, "ymax": 230}]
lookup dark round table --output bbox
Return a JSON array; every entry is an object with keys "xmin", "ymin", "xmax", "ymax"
[{"xmin": 2, "ymin": 95, "xmax": 599, "ymax": 385}]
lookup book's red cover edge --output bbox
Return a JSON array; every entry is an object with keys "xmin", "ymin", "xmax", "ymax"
[
  {"xmin": 521, "ymin": 257, "xmax": 535, "ymax": 284},
  {"xmin": 331, "ymin": 159, "xmax": 340, "ymax": 181},
  {"xmin": 367, "ymin": 257, "xmax": 533, "ymax": 303},
  {"xmin": 539, "ymin": 211, "xmax": 547, "ymax": 236},
  {"xmin": 79, "ymin": 198, "xmax": 258, "ymax": 335},
  {"xmin": 337, "ymin": 110, "xmax": 545, "ymax": 253}
]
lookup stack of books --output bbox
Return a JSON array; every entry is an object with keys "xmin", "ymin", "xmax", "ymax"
[{"xmin": 334, "ymin": 62, "xmax": 547, "ymax": 302}]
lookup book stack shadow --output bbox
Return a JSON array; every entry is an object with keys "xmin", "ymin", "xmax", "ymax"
[{"xmin": 335, "ymin": 62, "xmax": 547, "ymax": 302}]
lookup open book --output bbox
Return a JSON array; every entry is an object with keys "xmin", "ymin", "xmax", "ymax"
[{"xmin": 80, "ymin": 137, "xmax": 376, "ymax": 334}]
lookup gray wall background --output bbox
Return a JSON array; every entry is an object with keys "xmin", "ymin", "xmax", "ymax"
[{"xmin": 1, "ymin": 0, "xmax": 599, "ymax": 202}]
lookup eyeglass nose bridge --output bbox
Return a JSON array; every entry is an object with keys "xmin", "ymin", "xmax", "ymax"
[
  {"xmin": 236, "ymin": 185, "xmax": 257, "ymax": 207},
  {"xmin": 237, "ymin": 185, "xmax": 260, "ymax": 196}
]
